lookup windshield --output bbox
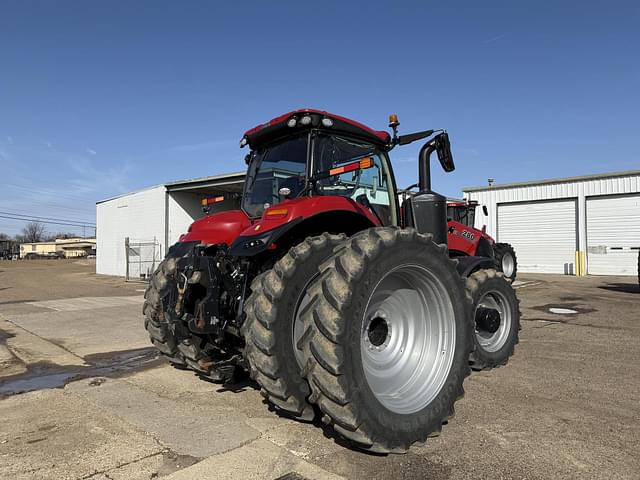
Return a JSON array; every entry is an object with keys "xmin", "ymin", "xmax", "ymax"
[{"xmin": 242, "ymin": 134, "xmax": 308, "ymax": 218}]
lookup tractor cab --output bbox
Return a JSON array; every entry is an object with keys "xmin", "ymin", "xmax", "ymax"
[
  {"xmin": 241, "ymin": 109, "xmax": 399, "ymax": 226},
  {"xmin": 238, "ymin": 109, "xmax": 455, "ymax": 244},
  {"xmin": 447, "ymin": 199, "xmax": 480, "ymax": 227}
]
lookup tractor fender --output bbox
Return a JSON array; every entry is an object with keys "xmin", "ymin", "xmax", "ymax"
[
  {"xmin": 455, "ymin": 256, "xmax": 496, "ymax": 278},
  {"xmin": 229, "ymin": 197, "xmax": 378, "ymax": 257}
]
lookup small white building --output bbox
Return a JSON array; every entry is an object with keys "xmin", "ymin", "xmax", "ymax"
[
  {"xmin": 96, "ymin": 172, "xmax": 244, "ymax": 278},
  {"xmin": 464, "ymin": 170, "xmax": 640, "ymax": 276}
]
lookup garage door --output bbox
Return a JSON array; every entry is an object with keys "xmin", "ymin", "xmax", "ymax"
[
  {"xmin": 497, "ymin": 200, "xmax": 577, "ymax": 274},
  {"xmin": 586, "ymin": 194, "xmax": 640, "ymax": 275}
]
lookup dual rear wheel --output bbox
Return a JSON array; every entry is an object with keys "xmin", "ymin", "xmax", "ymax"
[{"xmin": 245, "ymin": 227, "xmax": 474, "ymax": 453}]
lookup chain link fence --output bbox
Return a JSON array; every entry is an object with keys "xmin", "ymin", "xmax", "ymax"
[{"xmin": 125, "ymin": 237, "xmax": 161, "ymax": 282}]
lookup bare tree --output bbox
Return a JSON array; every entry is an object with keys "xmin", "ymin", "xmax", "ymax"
[
  {"xmin": 0, "ymin": 233, "xmax": 9, "ymax": 240},
  {"xmin": 21, "ymin": 222, "xmax": 46, "ymax": 243}
]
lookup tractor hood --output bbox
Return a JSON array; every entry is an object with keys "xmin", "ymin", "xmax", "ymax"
[{"xmin": 179, "ymin": 210, "xmax": 252, "ymax": 246}]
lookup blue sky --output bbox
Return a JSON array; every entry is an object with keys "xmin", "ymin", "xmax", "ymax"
[{"xmin": 1, "ymin": 1, "xmax": 638, "ymax": 236}]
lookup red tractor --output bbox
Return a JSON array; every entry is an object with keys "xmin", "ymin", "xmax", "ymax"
[
  {"xmin": 446, "ymin": 198, "xmax": 518, "ymax": 281},
  {"xmin": 144, "ymin": 110, "xmax": 519, "ymax": 453}
]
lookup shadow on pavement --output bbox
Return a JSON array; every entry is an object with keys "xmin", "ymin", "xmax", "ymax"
[{"xmin": 597, "ymin": 283, "xmax": 639, "ymax": 294}]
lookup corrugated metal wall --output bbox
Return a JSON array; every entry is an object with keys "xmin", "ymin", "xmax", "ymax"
[
  {"xmin": 96, "ymin": 186, "xmax": 167, "ymax": 277},
  {"xmin": 464, "ymin": 172, "xmax": 640, "ymax": 275}
]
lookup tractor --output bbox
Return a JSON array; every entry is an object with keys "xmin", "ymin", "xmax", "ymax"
[
  {"xmin": 446, "ymin": 198, "xmax": 518, "ymax": 281},
  {"xmin": 144, "ymin": 109, "xmax": 519, "ymax": 453}
]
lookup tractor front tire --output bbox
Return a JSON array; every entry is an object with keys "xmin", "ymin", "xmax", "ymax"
[
  {"xmin": 243, "ymin": 233, "xmax": 346, "ymax": 421},
  {"xmin": 467, "ymin": 269, "xmax": 520, "ymax": 370},
  {"xmin": 144, "ymin": 255, "xmax": 212, "ymax": 374},
  {"xmin": 494, "ymin": 242, "xmax": 517, "ymax": 281},
  {"xmin": 301, "ymin": 227, "xmax": 473, "ymax": 453}
]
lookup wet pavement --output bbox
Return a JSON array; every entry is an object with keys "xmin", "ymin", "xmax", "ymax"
[
  {"xmin": 1, "ymin": 260, "xmax": 639, "ymax": 479},
  {"xmin": 0, "ymin": 347, "xmax": 161, "ymax": 397}
]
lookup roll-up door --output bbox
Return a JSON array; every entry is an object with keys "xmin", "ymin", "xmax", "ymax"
[
  {"xmin": 497, "ymin": 200, "xmax": 577, "ymax": 274},
  {"xmin": 586, "ymin": 194, "xmax": 640, "ymax": 275}
]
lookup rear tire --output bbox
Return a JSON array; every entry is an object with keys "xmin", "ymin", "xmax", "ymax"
[
  {"xmin": 243, "ymin": 233, "xmax": 346, "ymax": 420},
  {"xmin": 494, "ymin": 242, "xmax": 517, "ymax": 281},
  {"xmin": 467, "ymin": 269, "xmax": 520, "ymax": 370},
  {"xmin": 144, "ymin": 255, "xmax": 212, "ymax": 373},
  {"xmin": 301, "ymin": 227, "xmax": 473, "ymax": 453}
]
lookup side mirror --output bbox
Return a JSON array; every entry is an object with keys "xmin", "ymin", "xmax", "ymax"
[
  {"xmin": 244, "ymin": 154, "xmax": 252, "ymax": 165},
  {"xmin": 482, "ymin": 205, "xmax": 488, "ymax": 216},
  {"xmin": 435, "ymin": 132, "xmax": 455, "ymax": 172}
]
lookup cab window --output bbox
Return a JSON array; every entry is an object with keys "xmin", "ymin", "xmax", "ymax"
[{"xmin": 314, "ymin": 134, "xmax": 396, "ymax": 225}]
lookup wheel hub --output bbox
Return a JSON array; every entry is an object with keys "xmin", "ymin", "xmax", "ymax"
[
  {"xmin": 474, "ymin": 290, "xmax": 513, "ymax": 352},
  {"xmin": 475, "ymin": 307, "xmax": 501, "ymax": 333},
  {"xmin": 363, "ymin": 312, "xmax": 392, "ymax": 351}
]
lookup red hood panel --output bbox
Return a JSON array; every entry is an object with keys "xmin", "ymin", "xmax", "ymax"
[
  {"xmin": 237, "ymin": 196, "xmax": 380, "ymax": 238},
  {"xmin": 180, "ymin": 210, "xmax": 251, "ymax": 245}
]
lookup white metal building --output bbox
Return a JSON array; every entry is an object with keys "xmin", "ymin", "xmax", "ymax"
[
  {"xmin": 96, "ymin": 172, "xmax": 244, "ymax": 278},
  {"xmin": 464, "ymin": 170, "xmax": 640, "ymax": 276}
]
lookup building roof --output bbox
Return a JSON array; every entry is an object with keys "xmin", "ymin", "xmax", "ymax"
[
  {"xmin": 165, "ymin": 171, "xmax": 245, "ymax": 192},
  {"xmin": 97, "ymin": 171, "xmax": 246, "ymax": 204},
  {"xmin": 463, "ymin": 169, "xmax": 640, "ymax": 193}
]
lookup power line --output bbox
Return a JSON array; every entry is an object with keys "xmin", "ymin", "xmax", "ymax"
[
  {"xmin": 1, "ymin": 182, "xmax": 99, "ymax": 203},
  {"xmin": 0, "ymin": 214, "xmax": 96, "ymax": 228},
  {"xmin": 0, "ymin": 210, "xmax": 96, "ymax": 226},
  {"xmin": 0, "ymin": 196, "xmax": 97, "ymax": 216}
]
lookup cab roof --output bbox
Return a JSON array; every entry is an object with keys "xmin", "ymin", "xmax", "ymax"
[{"xmin": 242, "ymin": 109, "xmax": 391, "ymax": 150}]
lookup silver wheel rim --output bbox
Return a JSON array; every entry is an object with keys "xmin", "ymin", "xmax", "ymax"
[
  {"xmin": 474, "ymin": 290, "xmax": 512, "ymax": 353},
  {"xmin": 360, "ymin": 264, "xmax": 456, "ymax": 415},
  {"xmin": 501, "ymin": 253, "xmax": 515, "ymax": 278}
]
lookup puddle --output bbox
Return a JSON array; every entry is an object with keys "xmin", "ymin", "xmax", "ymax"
[
  {"xmin": 549, "ymin": 307, "xmax": 578, "ymax": 315},
  {"xmin": 0, "ymin": 371, "xmax": 77, "ymax": 395},
  {"xmin": 531, "ymin": 303, "xmax": 596, "ymax": 316},
  {"xmin": 0, "ymin": 347, "xmax": 162, "ymax": 398}
]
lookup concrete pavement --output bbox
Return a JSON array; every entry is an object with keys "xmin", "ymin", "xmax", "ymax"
[{"xmin": 1, "ymin": 260, "xmax": 639, "ymax": 479}]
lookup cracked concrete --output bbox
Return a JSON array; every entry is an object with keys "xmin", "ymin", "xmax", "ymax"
[{"xmin": 1, "ymin": 261, "xmax": 639, "ymax": 479}]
